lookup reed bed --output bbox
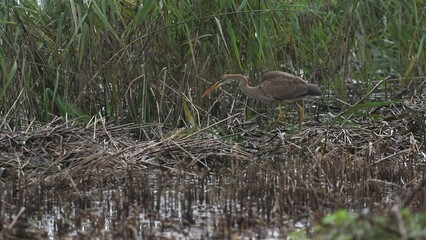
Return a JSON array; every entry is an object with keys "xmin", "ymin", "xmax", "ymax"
[{"xmin": 1, "ymin": 0, "xmax": 425, "ymax": 125}]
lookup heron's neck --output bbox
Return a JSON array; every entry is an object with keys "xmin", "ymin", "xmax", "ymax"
[
  {"xmin": 240, "ymin": 84, "xmax": 272, "ymax": 101},
  {"xmin": 234, "ymin": 76, "xmax": 258, "ymax": 98},
  {"xmin": 222, "ymin": 74, "xmax": 249, "ymax": 84},
  {"xmin": 221, "ymin": 74, "xmax": 271, "ymax": 101}
]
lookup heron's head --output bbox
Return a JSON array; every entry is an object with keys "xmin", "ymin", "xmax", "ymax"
[
  {"xmin": 201, "ymin": 74, "xmax": 247, "ymax": 98},
  {"xmin": 201, "ymin": 81, "xmax": 222, "ymax": 98}
]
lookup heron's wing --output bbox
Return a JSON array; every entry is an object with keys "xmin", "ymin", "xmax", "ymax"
[{"xmin": 260, "ymin": 71, "xmax": 309, "ymax": 103}]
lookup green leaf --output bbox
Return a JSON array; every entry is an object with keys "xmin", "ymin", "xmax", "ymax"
[
  {"xmin": 214, "ymin": 16, "xmax": 229, "ymax": 53},
  {"xmin": 237, "ymin": 0, "xmax": 249, "ymax": 11},
  {"xmin": 225, "ymin": 19, "xmax": 242, "ymax": 71},
  {"xmin": 183, "ymin": 100, "xmax": 196, "ymax": 127},
  {"xmin": 0, "ymin": 20, "xmax": 16, "ymax": 25},
  {"xmin": 2, "ymin": 61, "xmax": 17, "ymax": 99},
  {"xmin": 344, "ymin": 101, "xmax": 393, "ymax": 116}
]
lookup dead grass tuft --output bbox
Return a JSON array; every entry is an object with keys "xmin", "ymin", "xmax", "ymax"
[{"xmin": 0, "ymin": 117, "xmax": 252, "ymax": 190}]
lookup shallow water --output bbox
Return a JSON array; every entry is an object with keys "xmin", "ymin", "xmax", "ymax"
[{"xmin": 2, "ymin": 166, "xmax": 307, "ymax": 239}]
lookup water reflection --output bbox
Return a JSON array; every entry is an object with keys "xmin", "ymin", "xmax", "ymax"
[{"xmin": 3, "ymin": 166, "xmax": 301, "ymax": 239}]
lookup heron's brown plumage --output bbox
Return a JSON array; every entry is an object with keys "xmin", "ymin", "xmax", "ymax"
[
  {"xmin": 213, "ymin": 71, "xmax": 321, "ymax": 103},
  {"xmin": 259, "ymin": 71, "xmax": 321, "ymax": 103}
]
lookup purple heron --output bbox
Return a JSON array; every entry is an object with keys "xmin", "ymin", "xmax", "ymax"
[{"xmin": 201, "ymin": 71, "xmax": 322, "ymax": 129}]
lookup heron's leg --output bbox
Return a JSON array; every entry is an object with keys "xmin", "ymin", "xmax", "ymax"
[
  {"xmin": 296, "ymin": 101, "xmax": 304, "ymax": 130},
  {"xmin": 275, "ymin": 105, "xmax": 285, "ymax": 124}
]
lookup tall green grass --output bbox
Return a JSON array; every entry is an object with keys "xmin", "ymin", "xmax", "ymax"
[{"xmin": 0, "ymin": 0, "xmax": 424, "ymax": 127}]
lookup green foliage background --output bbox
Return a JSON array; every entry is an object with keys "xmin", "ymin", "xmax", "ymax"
[{"xmin": 0, "ymin": 0, "xmax": 424, "ymax": 126}]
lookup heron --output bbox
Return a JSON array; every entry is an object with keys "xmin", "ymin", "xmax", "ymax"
[{"xmin": 201, "ymin": 71, "xmax": 322, "ymax": 129}]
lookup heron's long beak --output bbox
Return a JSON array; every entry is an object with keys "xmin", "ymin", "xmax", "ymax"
[{"xmin": 201, "ymin": 81, "xmax": 222, "ymax": 98}]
